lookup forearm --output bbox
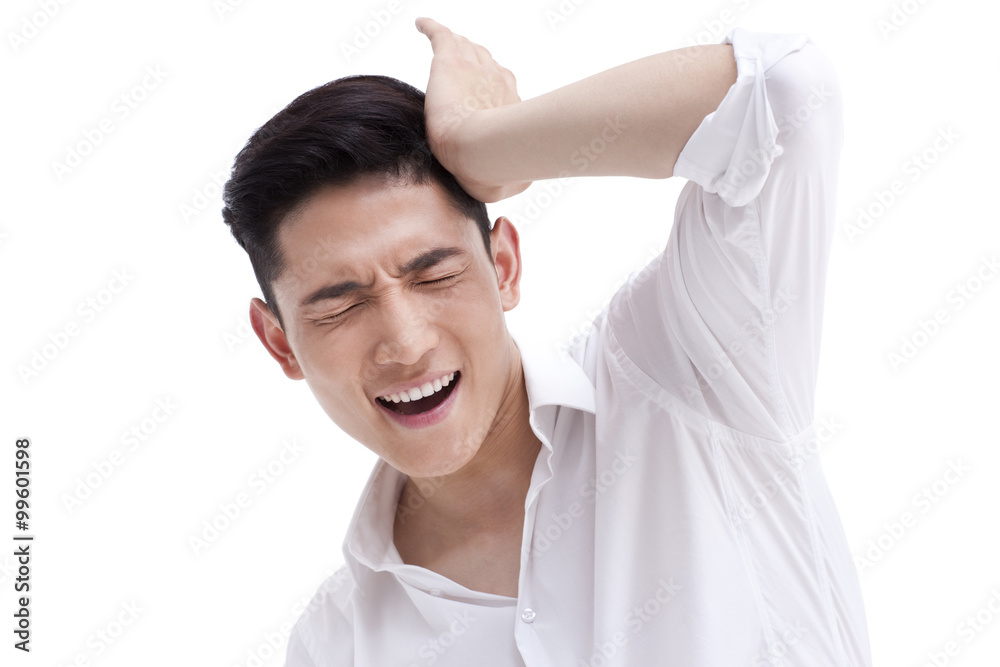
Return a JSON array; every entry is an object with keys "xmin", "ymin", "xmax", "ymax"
[{"xmin": 459, "ymin": 44, "xmax": 737, "ymax": 184}]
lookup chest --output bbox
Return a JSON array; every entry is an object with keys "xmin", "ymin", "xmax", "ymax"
[{"xmin": 394, "ymin": 519, "xmax": 525, "ymax": 598}]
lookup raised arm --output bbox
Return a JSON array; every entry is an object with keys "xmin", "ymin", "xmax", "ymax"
[{"xmin": 415, "ymin": 17, "xmax": 737, "ymax": 202}]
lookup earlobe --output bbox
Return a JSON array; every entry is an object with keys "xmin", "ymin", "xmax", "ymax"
[
  {"xmin": 249, "ymin": 298, "xmax": 305, "ymax": 380},
  {"xmin": 490, "ymin": 216, "xmax": 522, "ymax": 312}
]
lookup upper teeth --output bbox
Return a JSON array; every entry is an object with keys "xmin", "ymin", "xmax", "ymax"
[{"xmin": 380, "ymin": 372, "xmax": 455, "ymax": 404}]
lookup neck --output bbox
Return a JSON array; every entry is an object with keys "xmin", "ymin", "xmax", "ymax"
[{"xmin": 395, "ymin": 336, "xmax": 541, "ymax": 535}]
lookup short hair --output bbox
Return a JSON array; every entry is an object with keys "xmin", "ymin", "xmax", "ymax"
[{"xmin": 221, "ymin": 74, "xmax": 493, "ymax": 330}]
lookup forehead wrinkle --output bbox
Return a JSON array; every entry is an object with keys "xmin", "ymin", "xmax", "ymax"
[{"xmin": 298, "ymin": 245, "xmax": 468, "ymax": 309}]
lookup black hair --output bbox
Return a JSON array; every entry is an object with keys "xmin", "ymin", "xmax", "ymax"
[{"xmin": 221, "ymin": 74, "xmax": 492, "ymax": 329}]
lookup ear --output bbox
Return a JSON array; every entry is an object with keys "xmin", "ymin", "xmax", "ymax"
[
  {"xmin": 490, "ymin": 216, "xmax": 522, "ymax": 312},
  {"xmin": 249, "ymin": 298, "xmax": 304, "ymax": 380}
]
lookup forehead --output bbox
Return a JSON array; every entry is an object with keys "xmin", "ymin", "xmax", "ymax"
[{"xmin": 275, "ymin": 176, "xmax": 477, "ymax": 291}]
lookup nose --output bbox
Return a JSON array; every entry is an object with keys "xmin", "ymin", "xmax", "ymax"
[{"xmin": 373, "ymin": 292, "xmax": 440, "ymax": 367}]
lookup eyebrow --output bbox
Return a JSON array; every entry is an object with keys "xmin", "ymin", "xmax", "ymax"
[{"xmin": 299, "ymin": 246, "xmax": 467, "ymax": 308}]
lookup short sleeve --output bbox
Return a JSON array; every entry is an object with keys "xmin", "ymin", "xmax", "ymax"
[{"xmin": 606, "ymin": 27, "xmax": 844, "ymax": 440}]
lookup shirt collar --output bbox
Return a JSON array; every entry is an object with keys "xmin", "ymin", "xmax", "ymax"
[
  {"xmin": 342, "ymin": 329, "xmax": 596, "ymax": 583},
  {"xmin": 511, "ymin": 329, "xmax": 596, "ymax": 416}
]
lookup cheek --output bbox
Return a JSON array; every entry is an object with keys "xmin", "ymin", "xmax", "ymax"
[
  {"xmin": 462, "ymin": 287, "xmax": 506, "ymax": 341},
  {"xmin": 446, "ymin": 277, "xmax": 503, "ymax": 323},
  {"xmin": 294, "ymin": 333, "xmax": 362, "ymax": 407},
  {"xmin": 294, "ymin": 330, "xmax": 341, "ymax": 374}
]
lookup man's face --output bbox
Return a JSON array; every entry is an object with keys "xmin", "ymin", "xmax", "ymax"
[{"xmin": 250, "ymin": 175, "xmax": 523, "ymax": 478}]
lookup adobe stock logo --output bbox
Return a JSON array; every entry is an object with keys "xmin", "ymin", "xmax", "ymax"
[
  {"xmin": 886, "ymin": 254, "xmax": 998, "ymax": 372},
  {"xmin": 842, "ymin": 125, "xmax": 959, "ymax": 245},
  {"xmin": 7, "ymin": 0, "xmax": 72, "ymax": 53},
  {"xmin": 854, "ymin": 459, "xmax": 971, "ymax": 574},
  {"xmin": 17, "ymin": 268, "xmax": 134, "ymax": 385},
  {"xmin": 544, "ymin": 0, "xmax": 591, "ymax": 31},
  {"xmin": 62, "ymin": 398, "xmax": 179, "ymax": 514},
  {"xmin": 188, "ymin": 439, "xmax": 306, "ymax": 556},
  {"xmin": 407, "ymin": 611, "xmax": 477, "ymax": 666},
  {"xmin": 876, "ymin": 0, "xmax": 934, "ymax": 40},
  {"xmin": 918, "ymin": 588, "xmax": 1000, "ymax": 667},
  {"xmin": 339, "ymin": 0, "xmax": 414, "ymax": 63},
  {"xmin": 581, "ymin": 577, "xmax": 682, "ymax": 667},
  {"xmin": 51, "ymin": 66, "xmax": 168, "ymax": 182}
]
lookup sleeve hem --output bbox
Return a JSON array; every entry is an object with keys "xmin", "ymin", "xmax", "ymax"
[{"xmin": 673, "ymin": 28, "xmax": 813, "ymax": 207}]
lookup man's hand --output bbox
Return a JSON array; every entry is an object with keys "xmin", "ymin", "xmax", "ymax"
[
  {"xmin": 415, "ymin": 17, "xmax": 531, "ymax": 203},
  {"xmin": 416, "ymin": 18, "xmax": 737, "ymax": 199}
]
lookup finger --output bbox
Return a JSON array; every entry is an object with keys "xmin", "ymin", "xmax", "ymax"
[
  {"xmin": 415, "ymin": 16, "xmax": 457, "ymax": 54},
  {"xmin": 451, "ymin": 33, "xmax": 481, "ymax": 64},
  {"xmin": 499, "ymin": 67, "xmax": 519, "ymax": 102},
  {"xmin": 416, "ymin": 17, "xmax": 480, "ymax": 67},
  {"xmin": 445, "ymin": 31, "xmax": 494, "ymax": 68},
  {"xmin": 471, "ymin": 42, "xmax": 495, "ymax": 68},
  {"xmin": 415, "ymin": 16, "xmax": 448, "ymax": 38}
]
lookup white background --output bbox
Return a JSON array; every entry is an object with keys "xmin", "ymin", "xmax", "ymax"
[{"xmin": 2, "ymin": 0, "xmax": 998, "ymax": 665}]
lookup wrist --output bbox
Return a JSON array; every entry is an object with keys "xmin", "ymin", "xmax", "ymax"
[
  {"xmin": 431, "ymin": 107, "xmax": 528, "ymax": 203},
  {"xmin": 447, "ymin": 107, "xmax": 494, "ymax": 185}
]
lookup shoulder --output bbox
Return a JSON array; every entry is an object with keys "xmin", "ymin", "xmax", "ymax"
[{"xmin": 287, "ymin": 567, "xmax": 357, "ymax": 665}]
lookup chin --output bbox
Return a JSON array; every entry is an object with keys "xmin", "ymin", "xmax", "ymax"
[{"xmin": 393, "ymin": 441, "xmax": 480, "ymax": 479}]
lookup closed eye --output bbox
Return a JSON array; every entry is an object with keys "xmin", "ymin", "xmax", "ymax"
[
  {"xmin": 317, "ymin": 302, "xmax": 365, "ymax": 324},
  {"xmin": 420, "ymin": 275, "xmax": 458, "ymax": 286},
  {"xmin": 315, "ymin": 276, "xmax": 457, "ymax": 325}
]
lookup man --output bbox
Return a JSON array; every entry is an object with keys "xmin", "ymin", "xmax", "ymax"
[{"xmin": 222, "ymin": 16, "xmax": 872, "ymax": 666}]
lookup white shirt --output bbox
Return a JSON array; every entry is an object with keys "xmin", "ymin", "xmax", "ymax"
[{"xmin": 286, "ymin": 27, "xmax": 873, "ymax": 667}]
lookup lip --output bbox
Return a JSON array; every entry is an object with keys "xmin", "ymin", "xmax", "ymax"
[
  {"xmin": 375, "ymin": 370, "xmax": 458, "ymax": 401},
  {"xmin": 376, "ymin": 371, "xmax": 461, "ymax": 429}
]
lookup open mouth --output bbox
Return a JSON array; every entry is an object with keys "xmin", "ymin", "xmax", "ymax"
[{"xmin": 376, "ymin": 371, "xmax": 461, "ymax": 416}]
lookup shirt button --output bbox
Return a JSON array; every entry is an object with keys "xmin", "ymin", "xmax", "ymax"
[
  {"xmin": 520, "ymin": 608, "xmax": 536, "ymax": 623},
  {"xmin": 430, "ymin": 588, "xmax": 442, "ymax": 597}
]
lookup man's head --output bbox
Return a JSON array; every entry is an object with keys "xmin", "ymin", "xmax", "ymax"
[
  {"xmin": 222, "ymin": 75, "xmax": 526, "ymax": 478},
  {"xmin": 222, "ymin": 74, "xmax": 492, "ymax": 328}
]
